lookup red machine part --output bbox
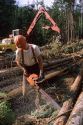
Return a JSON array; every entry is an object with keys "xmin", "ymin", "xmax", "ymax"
[
  {"xmin": 27, "ymin": 74, "xmax": 39, "ymax": 86},
  {"xmin": 27, "ymin": 7, "xmax": 60, "ymax": 37}
]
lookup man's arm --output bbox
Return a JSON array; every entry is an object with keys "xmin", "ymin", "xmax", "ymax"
[
  {"xmin": 15, "ymin": 49, "xmax": 27, "ymax": 73},
  {"xmin": 37, "ymin": 54, "xmax": 45, "ymax": 79},
  {"xmin": 16, "ymin": 60, "xmax": 25, "ymax": 71},
  {"xmin": 16, "ymin": 60, "xmax": 28, "ymax": 76}
]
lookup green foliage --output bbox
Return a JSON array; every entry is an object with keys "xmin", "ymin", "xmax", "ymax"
[
  {"xmin": 0, "ymin": 101, "xmax": 16, "ymax": 125},
  {"xmin": 31, "ymin": 104, "xmax": 56, "ymax": 118},
  {"xmin": 31, "ymin": 14, "xmax": 53, "ymax": 45},
  {"xmin": 14, "ymin": 7, "xmax": 35, "ymax": 35},
  {"xmin": 61, "ymin": 41, "xmax": 83, "ymax": 53},
  {"xmin": 0, "ymin": 92, "xmax": 7, "ymax": 98},
  {"xmin": 41, "ymin": 40, "xmax": 62, "ymax": 59},
  {"xmin": 0, "ymin": 0, "xmax": 82, "ymax": 44}
]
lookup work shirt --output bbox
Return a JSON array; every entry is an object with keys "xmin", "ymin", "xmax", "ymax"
[{"xmin": 16, "ymin": 44, "xmax": 41, "ymax": 66}]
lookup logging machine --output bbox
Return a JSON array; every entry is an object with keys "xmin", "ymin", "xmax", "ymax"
[{"xmin": 0, "ymin": 7, "xmax": 60, "ymax": 54}]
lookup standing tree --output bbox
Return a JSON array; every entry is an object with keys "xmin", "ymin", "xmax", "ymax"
[
  {"xmin": 63, "ymin": 0, "xmax": 76, "ymax": 42},
  {"xmin": 0, "ymin": 0, "xmax": 16, "ymax": 38}
]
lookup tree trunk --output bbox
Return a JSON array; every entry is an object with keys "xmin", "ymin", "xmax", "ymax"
[
  {"xmin": 53, "ymin": 71, "xmax": 83, "ymax": 125},
  {"xmin": 67, "ymin": 10, "xmax": 70, "ymax": 42},
  {"xmin": 66, "ymin": 91, "xmax": 83, "ymax": 125}
]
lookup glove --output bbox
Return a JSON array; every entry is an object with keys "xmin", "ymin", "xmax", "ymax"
[
  {"xmin": 37, "ymin": 70, "xmax": 45, "ymax": 83},
  {"xmin": 40, "ymin": 70, "xmax": 44, "ymax": 77}
]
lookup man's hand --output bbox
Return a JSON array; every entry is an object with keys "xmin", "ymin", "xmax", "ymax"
[{"xmin": 37, "ymin": 70, "xmax": 45, "ymax": 83}]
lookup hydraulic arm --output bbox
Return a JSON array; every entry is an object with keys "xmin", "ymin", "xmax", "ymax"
[{"xmin": 27, "ymin": 7, "xmax": 60, "ymax": 37}]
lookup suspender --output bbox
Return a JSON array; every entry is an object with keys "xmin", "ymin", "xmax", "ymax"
[
  {"xmin": 30, "ymin": 45, "xmax": 37, "ymax": 63},
  {"xmin": 21, "ymin": 49, "xmax": 24, "ymax": 65},
  {"xmin": 21, "ymin": 45, "xmax": 37, "ymax": 65}
]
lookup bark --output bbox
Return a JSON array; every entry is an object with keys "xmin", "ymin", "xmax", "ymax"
[
  {"xmin": 0, "ymin": 67, "xmax": 22, "ymax": 82},
  {"xmin": 0, "ymin": 86, "xmax": 22, "ymax": 100},
  {"xmin": 67, "ymin": 11, "xmax": 70, "ymax": 42},
  {"xmin": 0, "ymin": 56, "xmax": 82, "ymax": 82},
  {"xmin": 0, "ymin": 55, "xmax": 81, "ymax": 70},
  {"xmin": 53, "ymin": 70, "xmax": 83, "ymax": 125},
  {"xmin": 66, "ymin": 91, "xmax": 83, "ymax": 125},
  {"xmin": 70, "ymin": 6, "xmax": 74, "ymax": 42},
  {"xmin": 0, "ymin": 68, "xmax": 67, "ymax": 88},
  {"xmin": 7, "ymin": 86, "xmax": 22, "ymax": 100},
  {"xmin": 0, "ymin": 76, "xmax": 22, "ymax": 91},
  {"xmin": 0, "ymin": 68, "xmax": 67, "ymax": 101},
  {"xmin": 39, "ymin": 88, "xmax": 61, "ymax": 110},
  {"xmin": 0, "ymin": 58, "xmax": 70, "ymax": 82},
  {"xmin": 45, "ymin": 68, "xmax": 67, "ymax": 81}
]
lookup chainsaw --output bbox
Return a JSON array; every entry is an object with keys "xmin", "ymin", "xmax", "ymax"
[{"xmin": 27, "ymin": 74, "xmax": 60, "ymax": 110}]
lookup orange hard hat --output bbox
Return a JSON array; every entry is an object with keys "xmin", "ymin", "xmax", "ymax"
[
  {"xmin": 27, "ymin": 74, "xmax": 38, "ymax": 86},
  {"xmin": 14, "ymin": 35, "xmax": 26, "ymax": 49}
]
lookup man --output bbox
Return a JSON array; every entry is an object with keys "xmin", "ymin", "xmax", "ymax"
[{"xmin": 14, "ymin": 35, "xmax": 44, "ymax": 96}]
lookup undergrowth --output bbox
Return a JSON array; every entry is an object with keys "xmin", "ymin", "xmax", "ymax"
[
  {"xmin": 41, "ymin": 39, "xmax": 83, "ymax": 59},
  {"xmin": 0, "ymin": 92, "xmax": 16, "ymax": 125}
]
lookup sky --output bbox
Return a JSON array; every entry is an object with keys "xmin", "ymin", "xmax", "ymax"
[
  {"xmin": 16, "ymin": 0, "xmax": 54, "ymax": 7},
  {"xmin": 16, "ymin": 0, "xmax": 82, "ymax": 7}
]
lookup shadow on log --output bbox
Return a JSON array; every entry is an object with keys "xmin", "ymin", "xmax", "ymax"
[{"xmin": 66, "ymin": 91, "xmax": 83, "ymax": 125}]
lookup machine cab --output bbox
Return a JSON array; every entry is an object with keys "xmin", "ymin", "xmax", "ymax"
[{"xmin": 12, "ymin": 29, "xmax": 21, "ymax": 37}]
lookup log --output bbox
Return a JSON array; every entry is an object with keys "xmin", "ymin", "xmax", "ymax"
[
  {"xmin": 0, "ymin": 59, "xmax": 83, "ymax": 101},
  {"xmin": 0, "ymin": 57, "xmax": 82, "ymax": 82},
  {"xmin": 0, "ymin": 63, "xmax": 65, "ymax": 82},
  {"xmin": 0, "ymin": 68, "xmax": 67, "ymax": 101},
  {"xmin": 44, "ymin": 55, "xmax": 81, "ymax": 66},
  {"xmin": 53, "ymin": 70, "xmax": 83, "ymax": 125},
  {"xmin": 45, "ymin": 60, "xmax": 73, "ymax": 71},
  {"xmin": 7, "ymin": 86, "xmax": 22, "ymax": 99},
  {"xmin": 0, "ymin": 76, "xmax": 22, "ymax": 91},
  {"xmin": 44, "ymin": 57, "xmax": 73, "ymax": 67},
  {"xmin": 0, "ymin": 56, "xmax": 71, "ymax": 70},
  {"xmin": 0, "ymin": 56, "xmax": 74, "ymax": 69},
  {"xmin": 39, "ymin": 88, "xmax": 61, "ymax": 110},
  {"xmin": 0, "ymin": 86, "xmax": 22, "ymax": 101},
  {"xmin": 66, "ymin": 91, "xmax": 83, "ymax": 125},
  {"xmin": 0, "ymin": 58, "xmax": 70, "ymax": 81},
  {"xmin": 1, "ymin": 86, "xmax": 61, "ymax": 110},
  {"xmin": 0, "ymin": 67, "xmax": 22, "ymax": 81},
  {"xmin": 0, "ymin": 68, "xmax": 67, "ymax": 88},
  {"xmin": 45, "ymin": 68, "xmax": 67, "ymax": 81}
]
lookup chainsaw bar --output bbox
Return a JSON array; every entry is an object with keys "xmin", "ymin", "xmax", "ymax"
[{"xmin": 37, "ymin": 86, "xmax": 61, "ymax": 110}]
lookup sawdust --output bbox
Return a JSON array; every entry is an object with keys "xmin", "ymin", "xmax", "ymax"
[{"xmin": 10, "ymin": 72, "xmax": 77, "ymax": 125}]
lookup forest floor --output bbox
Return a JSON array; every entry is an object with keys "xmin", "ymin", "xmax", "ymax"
[{"xmin": 0, "ymin": 39, "xmax": 83, "ymax": 125}]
